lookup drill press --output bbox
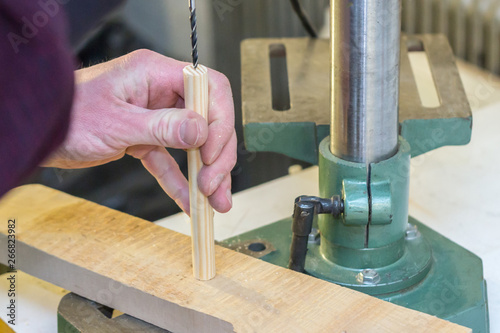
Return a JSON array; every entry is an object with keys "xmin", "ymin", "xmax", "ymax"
[{"xmin": 223, "ymin": 0, "xmax": 489, "ymax": 331}]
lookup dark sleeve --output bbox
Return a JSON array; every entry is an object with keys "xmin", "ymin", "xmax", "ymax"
[{"xmin": 0, "ymin": 0, "xmax": 75, "ymax": 197}]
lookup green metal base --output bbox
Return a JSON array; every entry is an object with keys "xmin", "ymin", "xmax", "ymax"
[
  {"xmin": 221, "ymin": 217, "xmax": 489, "ymax": 332},
  {"xmin": 305, "ymin": 229, "xmax": 432, "ymax": 296}
]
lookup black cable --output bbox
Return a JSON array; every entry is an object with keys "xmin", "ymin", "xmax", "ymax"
[{"xmin": 290, "ymin": 0, "xmax": 318, "ymax": 38}]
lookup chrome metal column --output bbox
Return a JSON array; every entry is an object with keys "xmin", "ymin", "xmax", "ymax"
[{"xmin": 330, "ymin": 0, "xmax": 401, "ymax": 163}]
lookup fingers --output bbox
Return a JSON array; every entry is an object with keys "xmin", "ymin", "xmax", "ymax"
[
  {"xmin": 127, "ymin": 145, "xmax": 190, "ymax": 214},
  {"xmin": 209, "ymin": 174, "xmax": 232, "ymax": 213},
  {"xmin": 198, "ymin": 131, "xmax": 237, "ymax": 198},
  {"xmin": 120, "ymin": 107, "xmax": 209, "ymax": 150},
  {"xmin": 126, "ymin": 144, "xmax": 233, "ymax": 214},
  {"xmin": 120, "ymin": 50, "xmax": 235, "ymax": 167},
  {"xmin": 200, "ymin": 69, "xmax": 235, "ymax": 165},
  {"xmin": 120, "ymin": 49, "xmax": 189, "ymax": 110},
  {"xmin": 114, "ymin": 50, "xmax": 236, "ymax": 215}
]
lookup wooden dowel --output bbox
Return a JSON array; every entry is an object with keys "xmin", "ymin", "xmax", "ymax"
[{"xmin": 183, "ymin": 64, "xmax": 216, "ymax": 280}]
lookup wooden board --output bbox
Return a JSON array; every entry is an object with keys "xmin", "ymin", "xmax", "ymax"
[
  {"xmin": 0, "ymin": 318, "xmax": 15, "ymax": 333},
  {"xmin": 0, "ymin": 185, "xmax": 470, "ymax": 333}
]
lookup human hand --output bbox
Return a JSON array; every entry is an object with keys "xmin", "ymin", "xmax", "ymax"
[{"xmin": 43, "ymin": 50, "xmax": 236, "ymax": 214}]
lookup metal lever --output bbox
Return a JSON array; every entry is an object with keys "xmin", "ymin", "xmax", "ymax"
[{"xmin": 288, "ymin": 195, "xmax": 343, "ymax": 272}]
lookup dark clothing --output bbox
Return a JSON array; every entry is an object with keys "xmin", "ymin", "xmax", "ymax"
[{"xmin": 0, "ymin": 0, "xmax": 75, "ymax": 197}]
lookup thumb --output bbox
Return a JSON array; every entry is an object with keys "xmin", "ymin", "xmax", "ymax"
[{"xmin": 124, "ymin": 108, "xmax": 209, "ymax": 149}]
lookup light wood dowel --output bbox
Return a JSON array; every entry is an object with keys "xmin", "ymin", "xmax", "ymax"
[{"xmin": 183, "ymin": 64, "xmax": 216, "ymax": 281}]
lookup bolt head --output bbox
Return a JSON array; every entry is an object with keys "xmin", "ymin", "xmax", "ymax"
[
  {"xmin": 405, "ymin": 223, "xmax": 420, "ymax": 240},
  {"xmin": 356, "ymin": 269, "xmax": 380, "ymax": 285}
]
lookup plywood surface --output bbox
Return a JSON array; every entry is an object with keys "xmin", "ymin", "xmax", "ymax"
[{"xmin": 0, "ymin": 185, "xmax": 470, "ymax": 332}]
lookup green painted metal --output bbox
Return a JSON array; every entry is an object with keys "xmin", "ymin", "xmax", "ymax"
[
  {"xmin": 228, "ymin": 126, "xmax": 487, "ymax": 331},
  {"xmin": 317, "ymin": 140, "xmax": 367, "ymax": 250},
  {"xmin": 369, "ymin": 179, "xmax": 393, "ymax": 225},
  {"xmin": 221, "ymin": 216, "xmax": 489, "ymax": 333},
  {"xmin": 341, "ymin": 179, "xmax": 369, "ymax": 225},
  {"xmin": 242, "ymin": 36, "xmax": 472, "ymax": 164},
  {"xmin": 306, "ymin": 235, "xmax": 432, "ymax": 295},
  {"xmin": 401, "ymin": 117, "xmax": 472, "ymax": 157},
  {"xmin": 367, "ymin": 139, "xmax": 411, "ymax": 248},
  {"xmin": 239, "ymin": 34, "xmax": 485, "ymax": 331},
  {"xmin": 240, "ymin": 124, "xmax": 486, "ymax": 330},
  {"xmin": 243, "ymin": 117, "xmax": 471, "ymax": 164},
  {"xmin": 318, "ymin": 137, "xmax": 411, "ymax": 267},
  {"xmin": 58, "ymin": 313, "xmax": 79, "ymax": 333},
  {"xmin": 243, "ymin": 122, "xmax": 328, "ymax": 164}
]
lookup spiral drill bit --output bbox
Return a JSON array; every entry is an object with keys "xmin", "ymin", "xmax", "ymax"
[{"xmin": 188, "ymin": 0, "xmax": 199, "ymax": 68}]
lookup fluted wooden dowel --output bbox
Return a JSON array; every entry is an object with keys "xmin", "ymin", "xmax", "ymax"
[{"xmin": 183, "ymin": 64, "xmax": 215, "ymax": 280}]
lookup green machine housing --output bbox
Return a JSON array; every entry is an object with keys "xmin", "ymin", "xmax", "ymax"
[{"xmin": 221, "ymin": 35, "xmax": 489, "ymax": 332}]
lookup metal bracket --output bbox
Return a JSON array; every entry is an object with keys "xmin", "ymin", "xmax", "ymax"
[{"xmin": 241, "ymin": 35, "xmax": 472, "ymax": 163}]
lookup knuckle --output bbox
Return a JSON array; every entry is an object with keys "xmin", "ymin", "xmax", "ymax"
[
  {"xmin": 215, "ymin": 122, "xmax": 233, "ymax": 138},
  {"xmin": 169, "ymin": 186, "xmax": 185, "ymax": 203},
  {"xmin": 152, "ymin": 112, "xmax": 175, "ymax": 146},
  {"xmin": 129, "ymin": 49, "xmax": 157, "ymax": 61},
  {"xmin": 218, "ymin": 118, "xmax": 236, "ymax": 133}
]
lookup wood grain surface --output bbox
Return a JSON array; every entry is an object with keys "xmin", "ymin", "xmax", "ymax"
[
  {"xmin": 0, "ymin": 185, "xmax": 470, "ymax": 333},
  {"xmin": 184, "ymin": 64, "xmax": 215, "ymax": 281}
]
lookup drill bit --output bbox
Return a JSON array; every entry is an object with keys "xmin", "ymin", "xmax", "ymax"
[{"xmin": 188, "ymin": 0, "xmax": 199, "ymax": 68}]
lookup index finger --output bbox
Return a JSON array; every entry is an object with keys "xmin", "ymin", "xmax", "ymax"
[{"xmin": 200, "ymin": 69, "xmax": 235, "ymax": 165}]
